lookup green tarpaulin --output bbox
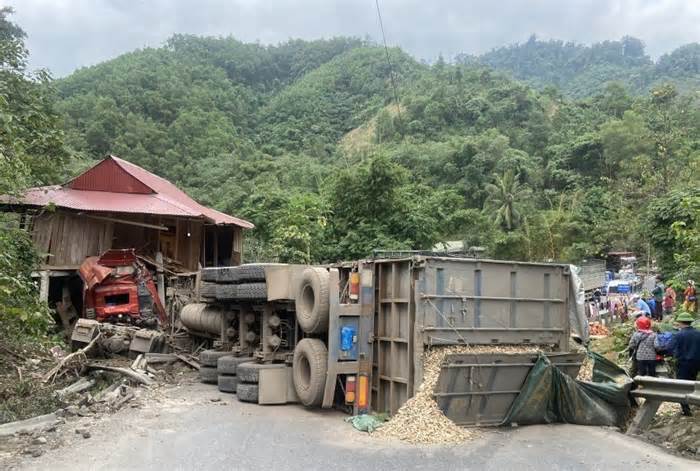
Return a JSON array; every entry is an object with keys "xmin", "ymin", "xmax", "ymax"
[{"xmin": 503, "ymin": 351, "xmax": 633, "ymax": 428}]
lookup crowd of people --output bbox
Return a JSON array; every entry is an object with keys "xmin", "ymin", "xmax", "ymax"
[{"xmin": 626, "ymin": 277, "xmax": 699, "ymax": 416}]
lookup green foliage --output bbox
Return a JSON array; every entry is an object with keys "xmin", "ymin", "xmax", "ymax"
[{"xmin": 471, "ymin": 35, "xmax": 699, "ymax": 98}]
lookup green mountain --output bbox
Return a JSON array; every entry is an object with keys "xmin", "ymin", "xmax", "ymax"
[
  {"xmin": 51, "ymin": 35, "xmax": 700, "ymax": 278},
  {"xmin": 459, "ymin": 35, "xmax": 700, "ymax": 98}
]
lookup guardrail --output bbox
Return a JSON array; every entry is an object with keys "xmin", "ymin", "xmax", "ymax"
[{"xmin": 627, "ymin": 376, "xmax": 700, "ymax": 435}]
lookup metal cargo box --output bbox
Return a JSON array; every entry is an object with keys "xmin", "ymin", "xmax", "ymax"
[{"xmin": 371, "ymin": 256, "xmax": 572, "ymax": 417}]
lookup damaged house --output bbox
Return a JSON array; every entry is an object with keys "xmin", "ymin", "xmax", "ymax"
[{"xmin": 0, "ymin": 154, "xmax": 253, "ymax": 325}]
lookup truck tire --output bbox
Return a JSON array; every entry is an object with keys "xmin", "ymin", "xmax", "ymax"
[
  {"xmin": 236, "ymin": 362, "xmax": 282, "ymax": 384},
  {"xmin": 295, "ymin": 268, "xmax": 330, "ymax": 333},
  {"xmin": 201, "ymin": 268, "xmax": 219, "ymax": 282},
  {"xmin": 235, "ymin": 283, "xmax": 267, "ymax": 301},
  {"xmin": 236, "ymin": 265, "xmax": 266, "ymax": 282},
  {"xmin": 216, "ymin": 267, "xmax": 239, "ymax": 283},
  {"xmin": 217, "ymin": 355, "xmax": 253, "ymax": 375},
  {"xmin": 200, "ymin": 349, "xmax": 233, "ymax": 367},
  {"xmin": 217, "ymin": 375, "xmax": 238, "ymax": 393},
  {"xmin": 199, "ymin": 282, "xmax": 217, "ymax": 299},
  {"xmin": 199, "ymin": 366, "xmax": 218, "ymax": 384},
  {"xmin": 292, "ymin": 338, "xmax": 328, "ymax": 407},
  {"xmin": 237, "ymin": 382, "xmax": 259, "ymax": 403},
  {"xmin": 216, "ymin": 284, "xmax": 238, "ymax": 300}
]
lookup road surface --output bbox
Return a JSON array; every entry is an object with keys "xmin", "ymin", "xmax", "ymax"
[{"xmin": 3, "ymin": 379, "xmax": 696, "ymax": 470}]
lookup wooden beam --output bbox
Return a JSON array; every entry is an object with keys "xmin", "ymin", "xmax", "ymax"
[{"xmin": 83, "ymin": 214, "xmax": 168, "ymax": 231}]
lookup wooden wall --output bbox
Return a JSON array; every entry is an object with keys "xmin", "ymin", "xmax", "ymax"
[
  {"xmin": 31, "ymin": 210, "xmax": 237, "ymax": 271},
  {"xmin": 32, "ymin": 211, "xmax": 113, "ymax": 267}
]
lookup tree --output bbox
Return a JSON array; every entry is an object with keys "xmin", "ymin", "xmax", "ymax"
[{"xmin": 484, "ymin": 170, "xmax": 530, "ymax": 231}]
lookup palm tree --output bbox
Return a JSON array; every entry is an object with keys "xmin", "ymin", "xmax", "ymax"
[{"xmin": 484, "ymin": 170, "xmax": 529, "ymax": 230}]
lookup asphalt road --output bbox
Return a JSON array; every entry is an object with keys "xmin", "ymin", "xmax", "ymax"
[{"xmin": 6, "ymin": 380, "xmax": 698, "ymax": 471}]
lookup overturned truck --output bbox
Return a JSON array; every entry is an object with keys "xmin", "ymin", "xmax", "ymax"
[{"xmin": 181, "ymin": 256, "xmax": 586, "ymax": 425}]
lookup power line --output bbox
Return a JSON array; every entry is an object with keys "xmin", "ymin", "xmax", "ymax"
[{"xmin": 374, "ymin": 0, "xmax": 403, "ymax": 132}]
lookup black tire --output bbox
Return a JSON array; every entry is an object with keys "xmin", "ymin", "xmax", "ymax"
[
  {"xmin": 236, "ymin": 265, "xmax": 266, "ymax": 282},
  {"xmin": 216, "ymin": 284, "xmax": 238, "ymax": 300},
  {"xmin": 201, "ymin": 268, "xmax": 219, "ymax": 282},
  {"xmin": 217, "ymin": 375, "xmax": 238, "ymax": 393},
  {"xmin": 237, "ymin": 382, "xmax": 259, "ymax": 403},
  {"xmin": 295, "ymin": 268, "xmax": 330, "ymax": 334},
  {"xmin": 199, "ymin": 366, "xmax": 218, "ymax": 384},
  {"xmin": 236, "ymin": 283, "xmax": 267, "ymax": 301},
  {"xmin": 216, "ymin": 267, "xmax": 240, "ymax": 283},
  {"xmin": 199, "ymin": 282, "xmax": 217, "ymax": 299},
  {"xmin": 200, "ymin": 349, "xmax": 233, "ymax": 367},
  {"xmin": 217, "ymin": 355, "xmax": 253, "ymax": 375},
  {"xmin": 293, "ymin": 338, "xmax": 328, "ymax": 407},
  {"xmin": 236, "ymin": 362, "xmax": 284, "ymax": 384}
]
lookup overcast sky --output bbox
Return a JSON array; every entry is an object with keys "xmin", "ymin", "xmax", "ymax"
[{"xmin": 5, "ymin": 0, "xmax": 700, "ymax": 77}]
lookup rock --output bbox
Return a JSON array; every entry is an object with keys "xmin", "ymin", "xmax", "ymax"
[
  {"xmin": 77, "ymin": 406, "xmax": 90, "ymax": 417},
  {"xmin": 32, "ymin": 436, "xmax": 47, "ymax": 445},
  {"xmin": 82, "ymin": 431, "xmax": 91, "ymax": 439},
  {"xmin": 75, "ymin": 428, "xmax": 87, "ymax": 435},
  {"xmin": 64, "ymin": 406, "xmax": 79, "ymax": 417},
  {"xmin": 210, "ymin": 398, "xmax": 221, "ymax": 402},
  {"xmin": 31, "ymin": 448, "xmax": 44, "ymax": 458}
]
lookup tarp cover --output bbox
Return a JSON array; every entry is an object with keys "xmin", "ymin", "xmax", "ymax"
[{"xmin": 503, "ymin": 351, "xmax": 633, "ymax": 428}]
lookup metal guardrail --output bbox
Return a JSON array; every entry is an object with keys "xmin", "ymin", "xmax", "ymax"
[{"xmin": 627, "ymin": 376, "xmax": 700, "ymax": 435}]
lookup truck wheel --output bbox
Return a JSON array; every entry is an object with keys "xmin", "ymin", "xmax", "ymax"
[
  {"xmin": 235, "ymin": 283, "xmax": 267, "ymax": 301},
  {"xmin": 201, "ymin": 268, "xmax": 219, "ymax": 282},
  {"xmin": 236, "ymin": 362, "xmax": 283, "ymax": 383},
  {"xmin": 237, "ymin": 382, "xmax": 259, "ymax": 403},
  {"xmin": 217, "ymin": 355, "xmax": 253, "ymax": 375},
  {"xmin": 200, "ymin": 349, "xmax": 233, "ymax": 367},
  {"xmin": 292, "ymin": 338, "xmax": 328, "ymax": 407},
  {"xmin": 217, "ymin": 375, "xmax": 238, "ymax": 393},
  {"xmin": 199, "ymin": 282, "xmax": 217, "ymax": 299},
  {"xmin": 199, "ymin": 366, "xmax": 218, "ymax": 384},
  {"xmin": 236, "ymin": 265, "xmax": 266, "ymax": 282},
  {"xmin": 216, "ymin": 284, "xmax": 238, "ymax": 300},
  {"xmin": 295, "ymin": 268, "xmax": 330, "ymax": 333}
]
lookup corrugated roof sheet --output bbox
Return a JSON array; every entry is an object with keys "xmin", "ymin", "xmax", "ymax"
[{"xmin": 3, "ymin": 155, "xmax": 254, "ymax": 228}]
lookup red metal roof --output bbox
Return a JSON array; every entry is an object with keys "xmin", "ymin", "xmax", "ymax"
[{"xmin": 4, "ymin": 155, "xmax": 254, "ymax": 228}]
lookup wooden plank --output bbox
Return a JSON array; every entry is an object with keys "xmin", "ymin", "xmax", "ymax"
[{"xmin": 85, "ymin": 214, "xmax": 168, "ymax": 231}]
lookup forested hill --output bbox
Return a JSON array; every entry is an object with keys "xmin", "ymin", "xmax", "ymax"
[
  {"xmin": 52, "ymin": 35, "xmax": 700, "ymax": 283},
  {"xmin": 459, "ymin": 36, "xmax": 700, "ymax": 98}
]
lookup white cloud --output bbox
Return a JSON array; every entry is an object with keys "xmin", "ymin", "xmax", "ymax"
[{"xmin": 3, "ymin": 0, "xmax": 699, "ymax": 76}]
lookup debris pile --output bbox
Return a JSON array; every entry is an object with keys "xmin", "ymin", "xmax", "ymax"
[
  {"xmin": 373, "ymin": 345, "xmax": 544, "ymax": 445},
  {"xmin": 646, "ymin": 407, "xmax": 700, "ymax": 457}
]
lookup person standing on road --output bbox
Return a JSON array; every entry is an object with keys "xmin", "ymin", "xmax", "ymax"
[
  {"xmin": 683, "ymin": 280, "xmax": 697, "ymax": 313},
  {"xmin": 663, "ymin": 284, "xmax": 677, "ymax": 317},
  {"xmin": 670, "ymin": 312, "xmax": 700, "ymax": 416},
  {"xmin": 629, "ymin": 316, "xmax": 657, "ymax": 377},
  {"xmin": 651, "ymin": 276, "xmax": 665, "ymax": 320}
]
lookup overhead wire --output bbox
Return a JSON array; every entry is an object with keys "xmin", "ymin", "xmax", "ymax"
[{"xmin": 374, "ymin": 0, "xmax": 403, "ymax": 134}]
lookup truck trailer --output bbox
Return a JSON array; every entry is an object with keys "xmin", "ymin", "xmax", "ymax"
[{"xmin": 180, "ymin": 255, "xmax": 586, "ymax": 425}]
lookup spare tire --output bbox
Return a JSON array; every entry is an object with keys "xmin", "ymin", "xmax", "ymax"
[
  {"xmin": 237, "ymin": 382, "xmax": 259, "ymax": 403},
  {"xmin": 292, "ymin": 338, "xmax": 328, "ymax": 407},
  {"xmin": 295, "ymin": 268, "xmax": 330, "ymax": 333},
  {"xmin": 217, "ymin": 355, "xmax": 253, "ymax": 375},
  {"xmin": 200, "ymin": 349, "xmax": 233, "ymax": 367},
  {"xmin": 217, "ymin": 375, "xmax": 238, "ymax": 393},
  {"xmin": 199, "ymin": 366, "xmax": 218, "ymax": 384}
]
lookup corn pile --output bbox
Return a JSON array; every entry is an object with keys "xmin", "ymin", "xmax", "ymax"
[
  {"xmin": 373, "ymin": 344, "xmax": 546, "ymax": 445},
  {"xmin": 576, "ymin": 354, "xmax": 594, "ymax": 381}
]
